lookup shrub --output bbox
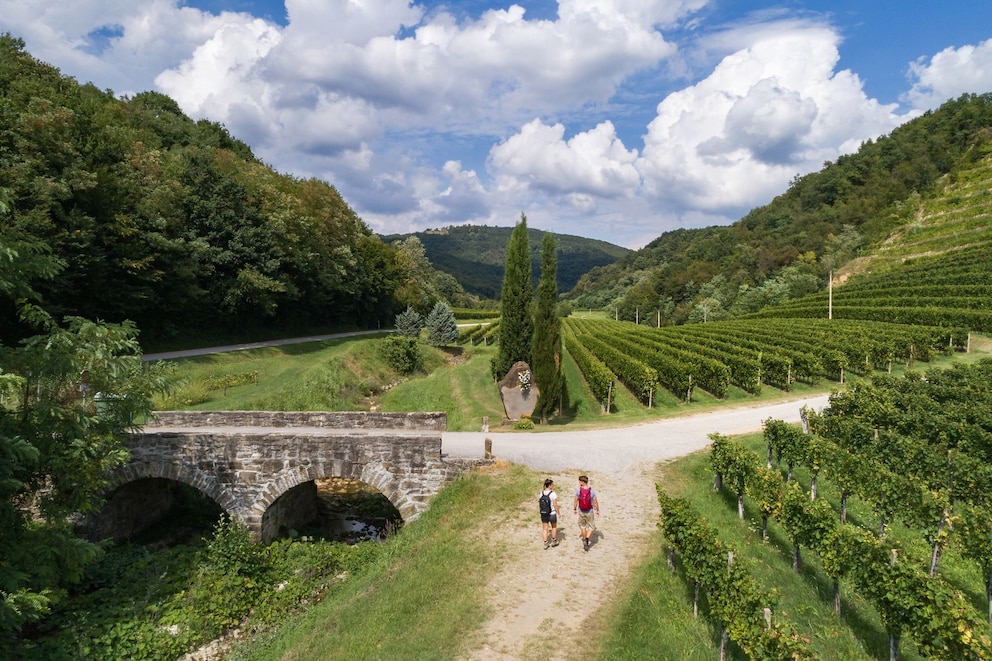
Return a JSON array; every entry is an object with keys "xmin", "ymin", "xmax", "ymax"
[{"xmin": 379, "ymin": 335, "xmax": 422, "ymax": 373}]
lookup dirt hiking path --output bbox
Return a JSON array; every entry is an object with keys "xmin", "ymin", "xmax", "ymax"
[
  {"xmin": 455, "ymin": 395, "xmax": 832, "ymax": 660},
  {"xmin": 465, "ymin": 462, "xmax": 663, "ymax": 661}
]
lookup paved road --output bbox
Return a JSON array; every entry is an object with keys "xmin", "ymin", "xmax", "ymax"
[
  {"xmin": 142, "ymin": 329, "xmax": 390, "ymax": 361},
  {"xmin": 442, "ymin": 393, "xmax": 832, "ymax": 475}
]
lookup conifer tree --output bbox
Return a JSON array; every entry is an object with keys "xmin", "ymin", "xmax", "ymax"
[
  {"xmin": 494, "ymin": 214, "xmax": 533, "ymax": 378},
  {"xmin": 425, "ymin": 301, "xmax": 459, "ymax": 346},
  {"xmin": 394, "ymin": 306, "xmax": 423, "ymax": 338},
  {"xmin": 532, "ymin": 232, "xmax": 562, "ymax": 422}
]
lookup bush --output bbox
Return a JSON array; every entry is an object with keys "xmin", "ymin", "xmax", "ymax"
[{"xmin": 379, "ymin": 335, "xmax": 422, "ymax": 373}]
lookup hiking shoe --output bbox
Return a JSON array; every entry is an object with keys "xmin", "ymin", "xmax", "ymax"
[
  {"xmin": 583, "ymin": 538, "xmax": 590, "ymax": 550},
  {"xmin": 551, "ymin": 537, "xmax": 559, "ymax": 547},
  {"xmin": 544, "ymin": 539, "xmax": 551, "ymax": 550}
]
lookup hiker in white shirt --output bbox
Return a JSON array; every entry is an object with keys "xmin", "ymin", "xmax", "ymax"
[{"xmin": 539, "ymin": 478, "xmax": 561, "ymax": 549}]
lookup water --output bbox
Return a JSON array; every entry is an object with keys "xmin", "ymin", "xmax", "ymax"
[{"xmin": 298, "ymin": 477, "xmax": 403, "ymax": 543}]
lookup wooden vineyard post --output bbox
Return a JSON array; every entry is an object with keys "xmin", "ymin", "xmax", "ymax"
[
  {"xmin": 719, "ymin": 551, "xmax": 733, "ymax": 661},
  {"xmin": 828, "ymin": 270, "xmax": 833, "ymax": 320},
  {"xmin": 889, "ymin": 549, "xmax": 900, "ymax": 661}
]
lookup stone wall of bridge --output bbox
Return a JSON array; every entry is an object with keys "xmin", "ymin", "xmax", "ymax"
[
  {"xmin": 145, "ymin": 410, "xmax": 447, "ymax": 431},
  {"xmin": 96, "ymin": 411, "xmax": 483, "ymax": 543}
]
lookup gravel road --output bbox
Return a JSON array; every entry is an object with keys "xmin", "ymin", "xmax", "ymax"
[{"xmin": 442, "ymin": 393, "xmax": 832, "ymax": 475}]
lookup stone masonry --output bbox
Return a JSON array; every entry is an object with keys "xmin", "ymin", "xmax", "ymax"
[{"xmin": 103, "ymin": 411, "xmax": 478, "ymax": 542}]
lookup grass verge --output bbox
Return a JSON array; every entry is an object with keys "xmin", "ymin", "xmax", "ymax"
[{"xmin": 230, "ymin": 462, "xmax": 537, "ymax": 661}]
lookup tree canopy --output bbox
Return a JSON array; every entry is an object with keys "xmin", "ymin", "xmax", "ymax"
[{"xmin": 0, "ymin": 34, "xmax": 451, "ymax": 347}]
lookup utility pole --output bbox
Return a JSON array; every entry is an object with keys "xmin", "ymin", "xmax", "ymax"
[{"xmin": 828, "ymin": 270, "xmax": 833, "ymax": 320}]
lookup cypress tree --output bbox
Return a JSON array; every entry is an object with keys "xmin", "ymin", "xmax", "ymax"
[
  {"xmin": 532, "ymin": 232, "xmax": 562, "ymax": 422},
  {"xmin": 494, "ymin": 214, "xmax": 533, "ymax": 378}
]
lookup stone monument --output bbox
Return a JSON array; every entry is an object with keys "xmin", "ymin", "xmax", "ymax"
[{"xmin": 498, "ymin": 360, "xmax": 539, "ymax": 422}]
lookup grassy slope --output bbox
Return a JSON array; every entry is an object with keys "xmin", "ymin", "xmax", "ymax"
[{"xmin": 230, "ymin": 462, "xmax": 538, "ymax": 661}]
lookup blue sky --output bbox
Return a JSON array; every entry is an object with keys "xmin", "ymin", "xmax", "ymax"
[{"xmin": 2, "ymin": 1, "xmax": 991, "ymax": 248}]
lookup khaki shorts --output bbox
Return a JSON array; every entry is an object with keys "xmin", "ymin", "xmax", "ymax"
[{"xmin": 577, "ymin": 510, "xmax": 595, "ymax": 531}]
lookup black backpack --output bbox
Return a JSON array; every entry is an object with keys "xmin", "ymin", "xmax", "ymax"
[{"xmin": 538, "ymin": 491, "xmax": 552, "ymax": 515}]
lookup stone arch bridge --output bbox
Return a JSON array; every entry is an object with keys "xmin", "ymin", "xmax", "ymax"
[{"xmin": 93, "ymin": 411, "xmax": 481, "ymax": 543}]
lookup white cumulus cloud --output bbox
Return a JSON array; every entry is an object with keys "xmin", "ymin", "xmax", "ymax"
[
  {"xmin": 905, "ymin": 38, "xmax": 992, "ymax": 109},
  {"xmin": 636, "ymin": 23, "xmax": 910, "ymax": 214},
  {"xmin": 489, "ymin": 119, "xmax": 640, "ymax": 199}
]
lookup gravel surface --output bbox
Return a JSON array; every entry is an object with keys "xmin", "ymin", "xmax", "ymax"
[{"xmin": 443, "ymin": 393, "xmax": 831, "ymax": 475}]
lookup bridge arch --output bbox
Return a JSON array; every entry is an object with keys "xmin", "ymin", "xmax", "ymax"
[
  {"xmin": 97, "ymin": 411, "xmax": 483, "ymax": 543},
  {"xmin": 105, "ymin": 460, "xmax": 240, "ymax": 513},
  {"xmin": 250, "ymin": 459, "xmax": 422, "ymax": 542}
]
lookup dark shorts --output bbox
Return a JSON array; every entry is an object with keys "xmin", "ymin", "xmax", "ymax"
[{"xmin": 540, "ymin": 512, "xmax": 558, "ymax": 524}]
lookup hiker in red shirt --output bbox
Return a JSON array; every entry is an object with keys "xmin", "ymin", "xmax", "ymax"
[{"xmin": 573, "ymin": 475, "xmax": 600, "ymax": 551}]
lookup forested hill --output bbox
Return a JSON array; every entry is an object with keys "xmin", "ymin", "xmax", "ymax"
[
  {"xmin": 0, "ymin": 35, "xmax": 458, "ymax": 348},
  {"xmin": 380, "ymin": 225, "xmax": 630, "ymax": 299},
  {"xmin": 565, "ymin": 93, "xmax": 992, "ymax": 324}
]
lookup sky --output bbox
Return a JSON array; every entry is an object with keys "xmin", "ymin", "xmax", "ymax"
[{"xmin": 2, "ymin": 2, "xmax": 992, "ymax": 249}]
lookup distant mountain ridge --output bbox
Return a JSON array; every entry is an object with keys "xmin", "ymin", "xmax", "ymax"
[{"xmin": 379, "ymin": 225, "xmax": 631, "ymax": 299}]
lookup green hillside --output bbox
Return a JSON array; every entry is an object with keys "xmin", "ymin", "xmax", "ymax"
[
  {"xmin": 746, "ymin": 151, "xmax": 992, "ymax": 331},
  {"xmin": 564, "ymin": 93, "xmax": 992, "ymax": 325},
  {"xmin": 554, "ymin": 145, "xmax": 992, "ymax": 411},
  {"xmin": 0, "ymin": 35, "xmax": 463, "ymax": 349},
  {"xmin": 380, "ymin": 224, "xmax": 631, "ymax": 299}
]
